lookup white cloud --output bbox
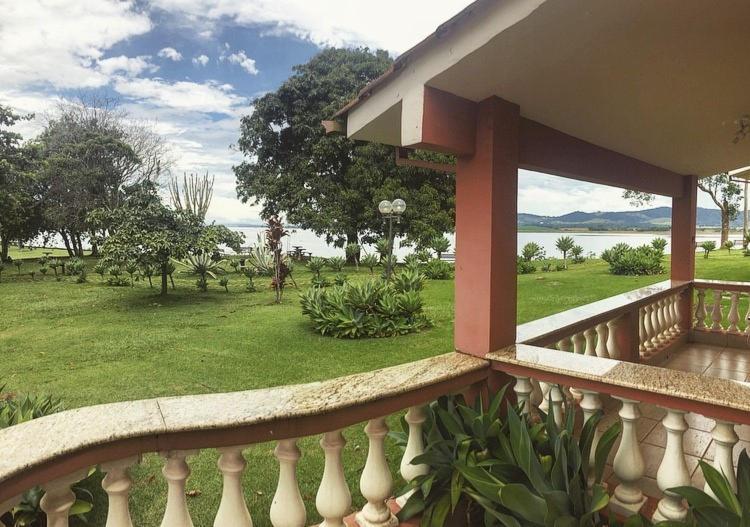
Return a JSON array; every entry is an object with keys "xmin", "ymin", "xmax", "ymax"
[
  {"xmin": 157, "ymin": 47, "xmax": 183, "ymax": 61},
  {"xmin": 149, "ymin": 0, "xmax": 473, "ymax": 53},
  {"xmin": 98, "ymin": 55, "xmax": 158, "ymax": 76},
  {"xmin": 112, "ymin": 76, "xmax": 247, "ymax": 115},
  {"xmin": 192, "ymin": 54, "xmax": 210, "ymax": 66},
  {"xmin": 0, "ymin": 0, "xmax": 151, "ymax": 89},
  {"xmin": 222, "ymin": 50, "xmax": 259, "ymax": 75}
]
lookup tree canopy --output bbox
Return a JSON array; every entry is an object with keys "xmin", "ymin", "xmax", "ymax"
[{"xmin": 234, "ymin": 47, "xmax": 455, "ymax": 249}]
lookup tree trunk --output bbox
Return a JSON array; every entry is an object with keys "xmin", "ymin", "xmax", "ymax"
[
  {"xmin": 345, "ymin": 233, "xmax": 360, "ymax": 265},
  {"xmin": 0, "ymin": 236, "xmax": 9, "ymax": 262},
  {"xmin": 89, "ymin": 233, "xmax": 99, "ymax": 257},
  {"xmin": 75, "ymin": 233, "xmax": 84, "ymax": 257},
  {"xmin": 60, "ymin": 230, "xmax": 74, "ymax": 257},
  {"xmin": 160, "ymin": 263, "xmax": 168, "ymax": 295},
  {"xmin": 721, "ymin": 212, "xmax": 730, "ymax": 246}
]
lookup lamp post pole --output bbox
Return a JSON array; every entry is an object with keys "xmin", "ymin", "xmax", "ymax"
[{"xmin": 378, "ymin": 199, "xmax": 406, "ymax": 280}]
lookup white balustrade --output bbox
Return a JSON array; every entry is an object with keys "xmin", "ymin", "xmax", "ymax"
[
  {"xmin": 160, "ymin": 450, "xmax": 198, "ymax": 527},
  {"xmin": 655, "ymin": 299, "xmax": 667, "ymax": 344},
  {"xmin": 712, "ymin": 290, "xmax": 724, "ymax": 330},
  {"xmin": 270, "ymin": 439, "xmax": 306, "ymax": 527},
  {"xmin": 707, "ymin": 421, "xmax": 739, "ymax": 497},
  {"xmin": 649, "ymin": 302, "xmax": 660, "ymax": 348},
  {"xmin": 40, "ymin": 470, "xmax": 89, "ymax": 527},
  {"xmin": 399, "ymin": 406, "xmax": 429, "ymax": 505},
  {"xmin": 316, "ymin": 430, "xmax": 351, "ymax": 527},
  {"xmin": 728, "ymin": 292, "xmax": 740, "ymax": 333},
  {"xmin": 357, "ymin": 418, "xmax": 398, "ymax": 527},
  {"xmin": 672, "ymin": 294, "xmax": 682, "ymax": 335},
  {"xmin": 101, "ymin": 456, "xmax": 140, "ymax": 527},
  {"xmin": 595, "ymin": 323, "xmax": 609, "ymax": 358},
  {"xmin": 215, "ymin": 446, "xmax": 253, "ymax": 527},
  {"xmin": 583, "ymin": 328, "xmax": 597, "ymax": 356},
  {"xmin": 638, "ymin": 308, "xmax": 647, "ymax": 356},
  {"xmin": 607, "ymin": 317, "xmax": 621, "ymax": 359},
  {"xmin": 610, "ymin": 398, "xmax": 646, "ymax": 515},
  {"xmin": 513, "ymin": 376, "xmax": 533, "ymax": 415},
  {"xmin": 549, "ymin": 384, "xmax": 565, "ymax": 428},
  {"xmin": 579, "ymin": 390, "xmax": 602, "ymax": 484},
  {"xmin": 695, "ymin": 289, "xmax": 707, "ymax": 329},
  {"xmin": 572, "ymin": 332, "xmax": 586, "ymax": 355},
  {"xmin": 653, "ymin": 410, "xmax": 690, "ymax": 522}
]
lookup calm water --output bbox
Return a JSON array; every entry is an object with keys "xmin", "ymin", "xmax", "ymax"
[{"xmin": 231, "ymin": 227, "xmax": 727, "ymax": 259}]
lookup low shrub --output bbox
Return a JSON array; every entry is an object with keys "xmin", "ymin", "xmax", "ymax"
[
  {"xmin": 700, "ymin": 240, "xmax": 716, "ymax": 259},
  {"xmin": 327, "ymin": 256, "xmax": 346, "ymax": 272},
  {"xmin": 300, "ymin": 279, "xmax": 431, "ymax": 338},
  {"xmin": 219, "ymin": 276, "xmax": 230, "ymax": 292},
  {"xmin": 423, "ymin": 259, "xmax": 452, "ymax": 279},
  {"xmin": 310, "ymin": 275, "xmax": 331, "ymax": 288},
  {"xmin": 402, "ymin": 253, "xmax": 420, "ymax": 268},
  {"xmin": 517, "ymin": 257, "xmax": 536, "ymax": 274},
  {"xmin": 570, "ymin": 244, "xmax": 585, "ymax": 263},
  {"xmin": 555, "ymin": 263, "xmax": 567, "ymax": 271},
  {"xmin": 391, "ymin": 268, "xmax": 425, "ymax": 293},
  {"xmin": 307, "ymin": 257, "xmax": 326, "ymax": 277},
  {"xmin": 361, "ymin": 254, "xmax": 379, "ymax": 274},
  {"xmin": 606, "ymin": 244, "xmax": 664, "ymax": 275},
  {"xmin": 333, "ymin": 273, "xmax": 348, "ymax": 286}
]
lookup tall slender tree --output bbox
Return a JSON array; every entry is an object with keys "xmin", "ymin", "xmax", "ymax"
[{"xmin": 698, "ymin": 173, "xmax": 741, "ymax": 245}]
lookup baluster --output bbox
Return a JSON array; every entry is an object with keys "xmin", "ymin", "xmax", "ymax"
[
  {"xmin": 649, "ymin": 302, "xmax": 661, "ymax": 348},
  {"xmin": 695, "ymin": 289, "xmax": 707, "ymax": 329},
  {"xmin": 745, "ymin": 295, "xmax": 750, "ymax": 336},
  {"xmin": 548, "ymin": 384, "xmax": 565, "ymax": 428},
  {"xmin": 514, "ymin": 376, "xmax": 533, "ymax": 415},
  {"xmin": 316, "ymin": 430, "xmax": 351, "ymax": 527},
  {"xmin": 271, "ymin": 439, "xmax": 306, "ymax": 527},
  {"xmin": 671, "ymin": 294, "xmax": 682, "ymax": 335},
  {"xmin": 583, "ymin": 328, "xmax": 597, "ymax": 356},
  {"xmin": 357, "ymin": 418, "xmax": 398, "ymax": 527},
  {"xmin": 607, "ymin": 317, "xmax": 621, "ymax": 359},
  {"xmin": 530, "ymin": 378, "xmax": 544, "ymax": 408},
  {"xmin": 595, "ymin": 323, "xmax": 609, "ymax": 358},
  {"xmin": 642, "ymin": 305, "xmax": 654, "ymax": 353},
  {"xmin": 638, "ymin": 308, "xmax": 647, "ymax": 356},
  {"xmin": 40, "ymin": 470, "xmax": 89, "ymax": 527},
  {"xmin": 215, "ymin": 446, "xmax": 252, "ymax": 527},
  {"xmin": 664, "ymin": 296, "xmax": 676, "ymax": 337},
  {"xmin": 653, "ymin": 410, "xmax": 690, "ymax": 522},
  {"xmin": 102, "ymin": 456, "xmax": 140, "ymax": 527},
  {"xmin": 399, "ymin": 406, "xmax": 429, "ymax": 502},
  {"xmin": 706, "ymin": 421, "xmax": 739, "ymax": 497},
  {"xmin": 572, "ymin": 332, "xmax": 586, "ymax": 354},
  {"xmin": 160, "ymin": 450, "xmax": 197, "ymax": 527},
  {"xmin": 656, "ymin": 299, "xmax": 667, "ymax": 344},
  {"xmin": 728, "ymin": 292, "xmax": 740, "ymax": 333},
  {"xmin": 610, "ymin": 398, "xmax": 646, "ymax": 515},
  {"xmin": 557, "ymin": 336, "xmax": 572, "ymax": 352},
  {"xmin": 712, "ymin": 290, "xmax": 724, "ymax": 330},
  {"xmin": 579, "ymin": 390, "xmax": 603, "ymax": 485}
]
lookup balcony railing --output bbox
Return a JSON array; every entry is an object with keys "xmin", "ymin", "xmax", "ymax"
[
  {"xmin": 0, "ymin": 353, "xmax": 487, "ymax": 526},
  {"xmin": 3, "ymin": 278, "xmax": 750, "ymax": 525}
]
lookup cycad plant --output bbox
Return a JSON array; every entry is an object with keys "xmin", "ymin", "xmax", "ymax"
[
  {"xmin": 93, "ymin": 261, "xmax": 108, "ymax": 281},
  {"xmin": 556, "ymin": 236, "xmax": 575, "ymax": 268}
]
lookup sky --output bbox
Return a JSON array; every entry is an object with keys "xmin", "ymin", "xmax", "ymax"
[{"xmin": 1, "ymin": 0, "xmax": 714, "ymax": 225}]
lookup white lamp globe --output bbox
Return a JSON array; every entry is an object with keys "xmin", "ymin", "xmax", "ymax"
[
  {"xmin": 392, "ymin": 198, "xmax": 406, "ymax": 215},
  {"xmin": 378, "ymin": 200, "xmax": 393, "ymax": 215}
]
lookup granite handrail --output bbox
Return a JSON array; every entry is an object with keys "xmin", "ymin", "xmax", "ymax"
[
  {"xmin": 0, "ymin": 352, "xmax": 488, "ymax": 522},
  {"xmin": 489, "ymin": 343, "xmax": 750, "ymax": 521}
]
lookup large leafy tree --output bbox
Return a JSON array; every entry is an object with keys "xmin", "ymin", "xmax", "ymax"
[
  {"xmin": 698, "ymin": 173, "xmax": 741, "ymax": 244},
  {"xmin": 0, "ymin": 105, "xmax": 44, "ymax": 261},
  {"xmin": 234, "ymin": 48, "xmax": 455, "ymax": 253}
]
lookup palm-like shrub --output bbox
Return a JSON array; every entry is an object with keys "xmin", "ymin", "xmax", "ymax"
[
  {"xmin": 555, "ymin": 236, "xmax": 575, "ymax": 267},
  {"xmin": 521, "ymin": 242, "xmax": 544, "ymax": 262},
  {"xmin": 403, "ymin": 253, "xmax": 420, "ymax": 269},
  {"xmin": 361, "ymin": 254, "xmax": 379, "ymax": 274},
  {"xmin": 700, "ymin": 240, "xmax": 717, "ymax": 259},
  {"xmin": 327, "ymin": 256, "xmax": 346, "ymax": 272},
  {"xmin": 174, "ymin": 253, "xmax": 225, "ymax": 291},
  {"xmin": 423, "ymin": 259, "xmax": 453, "ymax": 279},
  {"xmin": 229, "ymin": 259, "xmax": 240, "ymax": 273},
  {"xmin": 391, "ymin": 267, "xmax": 425, "ymax": 293},
  {"xmin": 724, "ymin": 240, "xmax": 735, "ymax": 253},
  {"xmin": 570, "ymin": 244, "xmax": 585, "ymax": 264},
  {"xmin": 246, "ymin": 233, "xmax": 275, "ymax": 275},
  {"xmin": 374, "ymin": 238, "xmax": 391, "ymax": 261},
  {"xmin": 651, "ymin": 237, "xmax": 668, "ymax": 253},
  {"xmin": 219, "ymin": 276, "xmax": 230, "ymax": 292},
  {"xmin": 604, "ymin": 244, "xmax": 664, "ymax": 276},
  {"xmin": 93, "ymin": 261, "xmax": 108, "ymax": 281},
  {"xmin": 430, "ymin": 236, "xmax": 451, "ymax": 260},
  {"xmin": 124, "ymin": 261, "xmax": 139, "ymax": 287},
  {"xmin": 300, "ymin": 279, "xmax": 431, "ymax": 338},
  {"xmin": 307, "ymin": 257, "xmax": 326, "ymax": 277}
]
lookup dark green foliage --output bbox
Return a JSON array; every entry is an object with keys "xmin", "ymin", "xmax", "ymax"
[
  {"xmin": 310, "ymin": 275, "xmax": 331, "ymax": 288},
  {"xmin": 517, "ymin": 257, "xmax": 537, "ymax": 275},
  {"xmin": 307, "ymin": 257, "xmax": 326, "ymax": 277},
  {"xmin": 234, "ymin": 48, "xmax": 454, "ymax": 250},
  {"xmin": 700, "ymin": 241, "xmax": 716, "ymax": 258},
  {"xmin": 416, "ymin": 249, "xmax": 432, "ymax": 263},
  {"xmin": 375, "ymin": 238, "xmax": 391, "ymax": 261},
  {"xmin": 555, "ymin": 263, "xmax": 567, "ymax": 272},
  {"xmin": 521, "ymin": 242, "xmax": 544, "ymax": 262},
  {"xmin": 219, "ymin": 276, "xmax": 230, "ymax": 292},
  {"xmin": 429, "ymin": 236, "xmax": 451, "ymax": 260},
  {"xmin": 299, "ymin": 279, "xmax": 431, "ymax": 338},
  {"xmin": 93, "ymin": 261, "xmax": 107, "ymax": 280},
  {"xmin": 570, "ymin": 244, "xmax": 585, "ymax": 264},
  {"xmin": 403, "ymin": 253, "xmax": 420, "ymax": 268},
  {"xmin": 396, "ymin": 389, "xmax": 621, "ymax": 527},
  {"xmin": 556, "ymin": 236, "xmax": 575, "ymax": 267},
  {"xmin": 651, "ymin": 237, "xmax": 668, "ymax": 253},
  {"xmin": 391, "ymin": 268, "xmax": 425, "ymax": 293},
  {"xmin": 724, "ymin": 240, "xmax": 735, "ymax": 253},
  {"xmin": 327, "ymin": 256, "xmax": 346, "ymax": 272},
  {"xmin": 423, "ymin": 259, "xmax": 453, "ymax": 280},
  {"xmin": 333, "ymin": 273, "xmax": 348, "ymax": 286},
  {"xmin": 603, "ymin": 243, "xmax": 664, "ymax": 276},
  {"xmin": 361, "ymin": 253, "xmax": 380, "ymax": 274}
]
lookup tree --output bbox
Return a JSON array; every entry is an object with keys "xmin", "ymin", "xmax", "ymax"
[
  {"xmin": 169, "ymin": 172, "xmax": 214, "ymax": 221},
  {"xmin": 93, "ymin": 182, "xmax": 205, "ymax": 295},
  {"xmin": 698, "ymin": 174, "xmax": 741, "ymax": 245},
  {"xmin": 430, "ymin": 236, "xmax": 451, "ymax": 260},
  {"xmin": 234, "ymin": 48, "xmax": 455, "ymax": 251},
  {"xmin": 0, "ymin": 105, "xmax": 44, "ymax": 261},
  {"xmin": 622, "ymin": 190, "xmax": 656, "ymax": 208},
  {"xmin": 520, "ymin": 242, "xmax": 544, "ymax": 262},
  {"xmin": 555, "ymin": 236, "xmax": 575, "ymax": 268},
  {"xmin": 700, "ymin": 240, "xmax": 716, "ymax": 259}
]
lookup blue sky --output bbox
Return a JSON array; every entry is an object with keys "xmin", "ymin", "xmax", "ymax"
[{"xmin": 2, "ymin": 0, "xmax": 707, "ymax": 224}]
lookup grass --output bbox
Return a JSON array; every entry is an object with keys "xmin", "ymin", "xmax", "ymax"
[{"xmin": 1, "ymin": 248, "xmax": 749, "ymax": 525}]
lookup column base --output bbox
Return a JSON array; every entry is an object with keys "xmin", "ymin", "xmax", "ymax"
[
  {"xmin": 609, "ymin": 495, "xmax": 647, "ymax": 518},
  {"xmin": 354, "ymin": 510, "xmax": 398, "ymax": 527}
]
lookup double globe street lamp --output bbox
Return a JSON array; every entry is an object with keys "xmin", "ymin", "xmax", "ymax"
[{"xmin": 378, "ymin": 198, "xmax": 406, "ymax": 279}]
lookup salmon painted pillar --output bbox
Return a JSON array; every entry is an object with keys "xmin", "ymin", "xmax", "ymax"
[
  {"xmin": 454, "ymin": 97, "xmax": 520, "ymax": 357},
  {"xmin": 671, "ymin": 175, "xmax": 698, "ymax": 331}
]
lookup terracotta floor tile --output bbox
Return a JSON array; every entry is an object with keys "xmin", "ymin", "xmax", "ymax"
[
  {"xmin": 710, "ymin": 356, "xmax": 750, "ymax": 374},
  {"xmin": 704, "ymin": 367, "xmax": 748, "ymax": 381},
  {"xmin": 640, "ymin": 404, "xmax": 667, "ymax": 421},
  {"xmin": 664, "ymin": 360, "xmax": 710, "ymax": 374}
]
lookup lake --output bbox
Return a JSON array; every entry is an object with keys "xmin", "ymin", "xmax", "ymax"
[{"xmin": 230, "ymin": 227, "xmax": 729, "ymax": 259}]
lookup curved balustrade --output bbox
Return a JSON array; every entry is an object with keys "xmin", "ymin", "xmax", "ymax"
[
  {"xmin": 491, "ymin": 343, "xmax": 750, "ymax": 522},
  {"xmin": 693, "ymin": 280, "xmax": 750, "ymax": 347},
  {"xmin": 0, "ymin": 353, "xmax": 488, "ymax": 526}
]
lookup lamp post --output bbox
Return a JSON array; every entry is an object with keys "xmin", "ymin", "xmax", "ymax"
[{"xmin": 378, "ymin": 198, "xmax": 406, "ymax": 279}]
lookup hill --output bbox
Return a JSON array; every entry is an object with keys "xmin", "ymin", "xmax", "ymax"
[{"xmin": 518, "ymin": 207, "xmax": 733, "ymax": 230}]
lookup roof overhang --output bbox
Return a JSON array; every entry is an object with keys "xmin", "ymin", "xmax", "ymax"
[{"xmin": 337, "ymin": 0, "xmax": 750, "ymax": 179}]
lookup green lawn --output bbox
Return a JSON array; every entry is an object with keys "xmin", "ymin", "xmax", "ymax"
[{"xmin": 1, "ymin": 248, "xmax": 748, "ymax": 525}]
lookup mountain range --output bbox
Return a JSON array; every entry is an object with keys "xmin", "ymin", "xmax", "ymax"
[{"xmin": 518, "ymin": 207, "xmax": 738, "ymax": 230}]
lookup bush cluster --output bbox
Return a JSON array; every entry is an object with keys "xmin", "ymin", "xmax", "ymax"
[
  {"xmin": 422, "ymin": 259, "xmax": 453, "ymax": 279},
  {"xmin": 602, "ymin": 242, "xmax": 664, "ymax": 275},
  {"xmin": 300, "ymin": 270, "xmax": 431, "ymax": 338},
  {"xmin": 516, "ymin": 257, "xmax": 536, "ymax": 274}
]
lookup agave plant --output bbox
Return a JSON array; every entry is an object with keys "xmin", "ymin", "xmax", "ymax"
[
  {"xmin": 307, "ymin": 257, "xmax": 326, "ymax": 277},
  {"xmin": 173, "ymin": 253, "xmax": 226, "ymax": 292},
  {"xmin": 93, "ymin": 261, "xmax": 108, "ymax": 281},
  {"xmin": 327, "ymin": 256, "xmax": 346, "ymax": 272},
  {"xmin": 246, "ymin": 233, "xmax": 276, "ymax": 276},
  {"xmin": 361, "ymin": 253, "xmax": 380, "ymax": 275}
]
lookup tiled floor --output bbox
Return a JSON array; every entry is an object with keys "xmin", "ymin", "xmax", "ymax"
[{"xmin": 600, "ymin": 342, "xmax": 750, "ymax": 497}]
